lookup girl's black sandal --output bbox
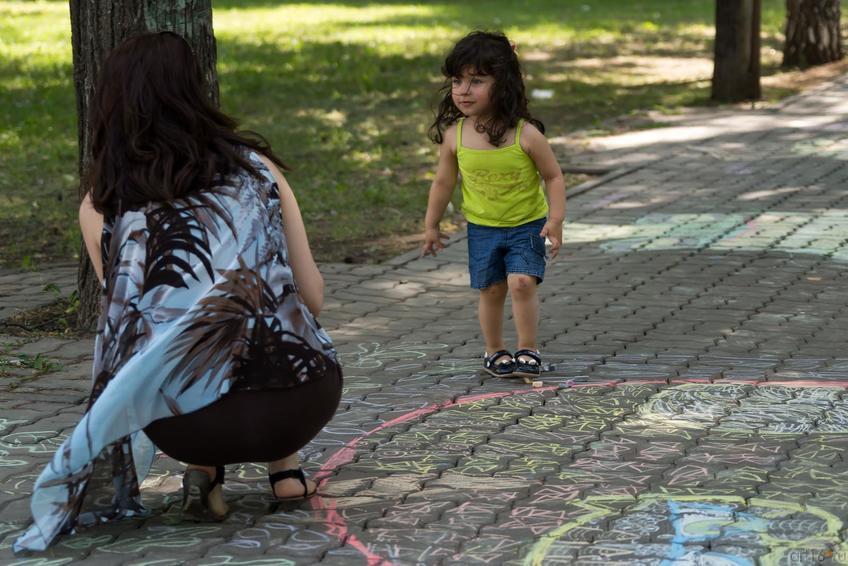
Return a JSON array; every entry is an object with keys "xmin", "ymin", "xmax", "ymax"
[
  {"xmin": 483, "ymin": 350, "xmax": 516, "ymax": 377},
  {"xmin": 269, "ymin": 467, "xmax": 317, "ymax": 501},
  {"xmin": 513, "ymin": 349, "xmax": 542, "ymax": 378},
  {"xmin": 181, "ymin": 465, "xmax": 227, "ymax": 521}
]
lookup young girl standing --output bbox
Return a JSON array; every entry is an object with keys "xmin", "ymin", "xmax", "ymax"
[{"xmin": 420, "ymin": 30, "xmax": 565, "ymax": 379}]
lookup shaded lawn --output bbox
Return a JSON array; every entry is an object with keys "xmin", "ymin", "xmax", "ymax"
[{"xmin": 0, "ymin": 0, "xmax": 813, "ymax": 266}]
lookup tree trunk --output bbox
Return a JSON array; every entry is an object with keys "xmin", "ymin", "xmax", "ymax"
[
  {"xmin": 70, "ymin": 0, "xmax": 219, "ymax": 330},
  {"xmin": 783, "ymin": 0, "xmax": 843, "ymax": 68},
  {"xmin": 712, "ymin": 0, "xmax": 762, "ymax": 102}
]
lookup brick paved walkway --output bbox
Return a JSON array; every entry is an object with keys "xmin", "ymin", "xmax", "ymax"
[{"xmin": 3, "ymin": 75, "xmax": 848, "ymax": 565}]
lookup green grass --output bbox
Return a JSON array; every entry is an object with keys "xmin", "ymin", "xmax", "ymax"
[
  {"xmin": 0, "ymin": 0, "xmax": 801, "ymax": 264},
  {"xmin": 0, "ymin": 340, "xmax": 63, "ymax": 381}
]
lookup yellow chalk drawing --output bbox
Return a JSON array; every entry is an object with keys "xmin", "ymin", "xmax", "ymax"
[{"xmin": 523, "ymin": 494, "xmax": 843, "ymax": 566}]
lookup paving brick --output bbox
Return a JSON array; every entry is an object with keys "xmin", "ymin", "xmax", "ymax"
[{"xmin": 5, "ymin": 77, "xmax": 848, "ymax": 565}]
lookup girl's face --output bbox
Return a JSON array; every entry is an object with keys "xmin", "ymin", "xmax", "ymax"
[{"xmin": 451, "ymin": 67, "xmax": 495, "ymax": 118}]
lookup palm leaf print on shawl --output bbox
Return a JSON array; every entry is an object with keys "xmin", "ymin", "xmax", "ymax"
[
  {"xmin": 87, "ymin": 226, "xmax": 153, "ymax": 412},
  {"xmin": 164, "ymin": 256, "xmax": 323, "ymax": 398},
  {"xmin": 164, "ymin": 257, "xmax": 282, "ymax": 396},
  {"xmin": 39, "ymin": 443, "xmax": 89, "ymax": 517},
  {"xmin": 142, "ymin": 192, "xmax": 235, "ymax": 295},
  {"xmin": 88, "ymin": 309, "xmax": 148, "ymax": 410},
  {"xmin": 233, "ymin": 317, "xmax": 330, "ymax": 390}
]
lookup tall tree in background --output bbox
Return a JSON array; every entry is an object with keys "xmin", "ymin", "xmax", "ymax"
[
  {"xmin": 783, "ymin": 0, "xmax": 843, "ymax": 68},
  {"xmin": 71, "ymin": 1, "xmax": 219, "ymax": 329},
  {"xmin": 712, "ymin": 0, "xmax": 762, "ymax": 102}
]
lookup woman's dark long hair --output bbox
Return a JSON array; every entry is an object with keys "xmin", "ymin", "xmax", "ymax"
[
  {"xmin": 85, "ymin": 31, "xmax": 286, "ymax": 216},
  {"xmin": 429, "ymin": 30, "xmax": 544, "ymax": 147}
]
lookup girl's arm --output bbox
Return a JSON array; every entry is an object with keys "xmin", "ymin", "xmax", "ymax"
[
  {"xmin": 257, "ymin": 154, "xmax": 324, "ymax": 316},
  {"xmin": 421, "ymin": 125, "xmax": 459, "ymax": 257},
  {"xmin": 522, "ymin": 124, "xmax": 566, "ymax": 258},
  {"xmin": 79, "ymin": 193, "xmax": 105, "ymax": 283}
]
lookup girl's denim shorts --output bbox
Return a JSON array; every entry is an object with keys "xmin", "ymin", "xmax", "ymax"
[{"xmin": 467, "ymin": 217, "xmax": 547, "ymax": 289}]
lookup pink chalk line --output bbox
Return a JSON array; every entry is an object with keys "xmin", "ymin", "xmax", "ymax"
[
  {"xmin": 307, "ymin": 376, "xmax": 847, "ymax": 564},
  {"xmin": 722, "ymin": 219, "xmax": 759, "ymax": 242},
  {"xmin": 310, "ymin": 384, "xmax": 560, "ymax": 565}
]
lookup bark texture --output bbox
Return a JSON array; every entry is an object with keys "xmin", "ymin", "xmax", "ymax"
[
  {"xmin": 70, "ymin": 0, "xmax": 218, "ymax": 329},
  {"xmin": 712, "ymin": 0, "xmax": 762, "ymax": 102},
  {"xmin": 783, "ymin": 0, "xmax": 843, "ymax": 68}
]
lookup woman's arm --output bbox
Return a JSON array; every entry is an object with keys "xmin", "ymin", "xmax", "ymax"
[
  {"xmin": 256, "ymin": 154, "xmax": 324, "ymax": 316},
  {"xmin": 79, "ymin": 193, "xmax": 105, "ymax": 283}
]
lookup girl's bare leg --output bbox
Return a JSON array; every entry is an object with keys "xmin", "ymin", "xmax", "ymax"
[
  {"xmin": 479, "ymin": 281, "xmax": 509, "ymax": 356},
  {"xmin": 507, "ymin": 274, "xmax": 539, "ymax": 355}
]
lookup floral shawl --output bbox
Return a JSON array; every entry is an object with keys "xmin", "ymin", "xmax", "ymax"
[{"xmin": 14, "ymin": 151, "xmax": 337, "ymax": 552}]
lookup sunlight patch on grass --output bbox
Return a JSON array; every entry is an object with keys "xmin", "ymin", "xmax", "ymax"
[
  {"xmin": 0, "ymin": 2, "xmax": 71, "ymax": 61},
  {"xmin": 0, "ymin": 0, "xmax": 833, "ymax": 265},
  {"xmin": 216, "ymin": 3, "xmax": 441, "ymax": 29},
  {"xmin": 0, "ymin": 1, "xmax": 66, "ymax": 15},
  {"xmin": 294, "ymin": 108, "xmax": 349, "ymax": 128}
]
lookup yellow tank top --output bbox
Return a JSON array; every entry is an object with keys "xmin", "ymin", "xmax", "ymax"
[{"xmin": 457, "ymin": 118, "xmax": 549, "ymax": 227}]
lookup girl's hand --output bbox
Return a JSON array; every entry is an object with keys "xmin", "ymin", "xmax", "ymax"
[
  {"xmin": 540, "ymin": 220, "xmax": 563, "ymax": 259},
  {"xmin": 421, "ymin": 227, "xmax": 448, "ymax": 257}
]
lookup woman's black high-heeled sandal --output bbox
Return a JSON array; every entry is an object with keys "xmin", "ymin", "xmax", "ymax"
[
  {"xmin": 181, "ymin": 465, "xmax": 227, "ymax": 521},
  {"xmin": 269, "ymin": 467, "xmax": 316, "ymax": 501}
]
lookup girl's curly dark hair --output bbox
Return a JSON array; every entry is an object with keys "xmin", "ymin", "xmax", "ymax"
[
  {"xmin": 429, "ymin": 30, "xmax": 544, "ymax": 147},
  {"xmin": 85, "ymin": 31, "xmax": 287, "ymax": 217}
]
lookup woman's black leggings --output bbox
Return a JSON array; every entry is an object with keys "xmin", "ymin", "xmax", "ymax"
[{"xmin": 144, "ymin": 366, "xmax": 342, "ymax": 465}]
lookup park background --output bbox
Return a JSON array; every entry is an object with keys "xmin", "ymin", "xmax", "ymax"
[
  {"xmin": 2, "ymin": 0, "xmax": 847, "ymax": 270},
  {"xmin": 3, "ymin": 3, "xmax": 848, "ymax": 562}
]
